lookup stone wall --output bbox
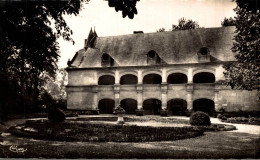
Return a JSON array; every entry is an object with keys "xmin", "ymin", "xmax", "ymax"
[{"xmin": 66, "ymin": 63, "xmax": 260, "ymax": 113}]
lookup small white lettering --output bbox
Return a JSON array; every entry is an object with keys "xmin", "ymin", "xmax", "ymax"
[{"xmin": 9, "ymin": 145, "xmax": 27, "ymax": 153}]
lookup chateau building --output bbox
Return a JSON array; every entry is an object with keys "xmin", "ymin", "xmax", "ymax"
[{"xmin": 66, "ymin": 26, "xmax": 259, "ymax": 116}]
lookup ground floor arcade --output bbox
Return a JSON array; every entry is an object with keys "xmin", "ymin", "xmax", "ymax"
[
  {"xmin": 98, "ymin": 97, "xmax": 215, "ymax": 116},
  {"xmin": 67, "ymin": 65, "xmax": 260, "ymax": 115}
]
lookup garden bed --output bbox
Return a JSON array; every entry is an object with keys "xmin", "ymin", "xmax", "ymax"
[
  {"xmin": 8, "ymin": 116, "xmax": 236, "ymax": 142},
  {"xmin": 221, "ymin": 117, "xmax": 260, "ymax": 126},
  {"xmin": 9, "ymin": 120, "xmax": 203, "ymax": 142},
  {"xmin": 74, "ymin": 116, "xmax": 189, "ymax": 124}
]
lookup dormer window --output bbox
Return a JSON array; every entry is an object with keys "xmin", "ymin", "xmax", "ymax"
[
  {"xmin": 200, "ymin": 47, "xmax": 209, "ymax": 55},
  {"xmin": 148, "ymin": 50, "xmax": 156, "ymax": 58},
  {"xmin": 101, "ymin": 53, "xmax": 114, "ymax": 67},
  {"xmin": 197, "ymin": 47, "xmax": 210, "ymax": 62},
  {"xmin": 147, "ymin": 50, "xmax": 160, "ymax": 65},
  {"xmin": 102, "ymin": 53, "xmax": 109, "ymax": 61}
]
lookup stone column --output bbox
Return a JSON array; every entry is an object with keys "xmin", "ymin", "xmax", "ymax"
[
  {"xmin": 186, "ymin": 83, "xmax": 193, "ymax": 114},
  {"xmin": 187, "ymin": 92, "xmax": 193, "ymax": 111},
  {"xmin": 214, "ymin": 91, "xmax": 219, "ymax": 112},
  {"xmin": 136, "ymin": 84, "xmax": 144, "ymax": 116},
  {"xmin": 161, "ymin": 68, "xmax": 167, "ymax": 84},
  {"xmin": 115, "ymin": 70, "xmax": 120, "ymax": 84},
  {"xmin": 114, "ymin": 83, "xmax": 120, "ymax": 107},
  {"xmin": 187, "ymin": 68, "xmax": 193, "ymax": 114},
  {"xmin": 160, "ymin": 83, "xmax": 168, "ymax": 116},
  {"xmin": 93, "ymin": 93, "xmax": 98, "ymax": 109},
  {"xmin": 92, "ymin": 85, "xmax": 99, "ymax": 114},
  {"xmin": 94, "ymin": 72, "xmax": 98, "ymax": 85},
  {"xmin": 137, "ymin": 70, "xmax": 142, "ymax": 84},
  {"xmin": 137, "ymin": 92, "xmax": 143, "ymax": 110},
  {"xmin": 114, "ymin": 92, "xmax": 120, "ymax": 107},
  {"xmin": 214, "ymin": 83, "xmax": 221, "ymax": 112},
  {"xmin": 114, "ymin": 70, "xmax": 120, "ymax": 111},
  {"xmin": 93, "ymin": 93, "xmax": 99, "ymax": 114},
  {"xmin": 187, "ymin": 68, "xmax": 193, "ymax": 83},
  {"xmin": 161, "ymin": 93, "xmax": 167, "ymax": 110}
]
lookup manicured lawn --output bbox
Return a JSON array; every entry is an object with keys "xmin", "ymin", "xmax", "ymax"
[
  {"xmin": 0, "ymin": 115, "xmax": 259, "ymax": 158},
  {"xmin": 0, "ymin": 131, "xmax": 259, "ymax": 158}
]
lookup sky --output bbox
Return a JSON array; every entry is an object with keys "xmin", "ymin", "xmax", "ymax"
[{"xmin": 58, "ymin": 0, "xmax": 236, "ymax": 68}]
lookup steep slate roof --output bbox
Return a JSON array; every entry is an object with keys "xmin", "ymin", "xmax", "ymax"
[{"xmin": 70, "ymin": 26, "xmax": 236, "ymax": 68}]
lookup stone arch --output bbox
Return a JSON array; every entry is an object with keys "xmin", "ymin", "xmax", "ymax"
[
  {"xmin": 97, "ymin": 72, "xmax": 114, "ymax": 78},
  {"xmin": 119, "ymin": 71, "xmax": 138, "ymax": 77},
  {"xmin": 143, "ymin": 98, "xmax": 162, "ymax": 115},
  {"xmin": 166, "ymin": 69, "xmax": 188, "ymax": 77},
  {"xmin": 98, "ymin": 75, "xmax": 115, "ymax": 85},
  {"xmin": 193, "ymin": 68, "xmax": 215, "ymax": 76},
  {"xmin": 193, "ymin": 98, "xmax": 215, "ymax": 116},
  {"xmin": 142, "ymin": 70, "xmax": 162, "ymax": 77},
  {"xmin": 167, "ymin": 99, "xmax": 187, "ymax": 116},
  {"xmin": 120, "ymin": 98, "xmax": 137, "ymax": 114},
  {"xmin": 120, "ymin": 74, "xmax": 138, "ymax": 85},
  {"xmin": 98, "ymin": 98, "xmax": 115, "ymax": 114},
  {"xmin": 167, "ymin": 73, "xmax": 188, "ymax": 84},
  {"xmin": 143, "ymin": 73, "xmax": 162, "ymax": 84},
  {"xmin": 193, "ymin": 72, "xmax": 215, "ymax": 83}
]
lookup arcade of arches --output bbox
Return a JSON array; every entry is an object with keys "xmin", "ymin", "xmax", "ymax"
[
  {"xmin": 98, "ymin": 75, "xmax": 115, "ymax": 85},
  {"xmin": 167, "ymin": 73, "xmax": 187, "ymax": 84},
  {"xmin": 98, "ymin": 72, "xmax": 215, "ymax": 85},
  {"xmin": 120, "ymin": 74, "xmax": 138, "ymax": 85},
  {"xmin": 98, "ymin": 98, "xmax": 215, "ymax": 116},
  {"xmin": 143, "ymin": 74, "xmax": 162, "ymax": 84},
  {"xmin": 96, "ymin": 71, "xmax": 218, "ymax": 116},
  {"xmin": 167, "ymin": 99, "xmax": 187, "ymax": 116}
]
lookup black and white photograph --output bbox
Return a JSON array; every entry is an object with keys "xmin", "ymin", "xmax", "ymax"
[{"xmin": 0, "ymin": 0, "xmax": 259, "ymax": 159}]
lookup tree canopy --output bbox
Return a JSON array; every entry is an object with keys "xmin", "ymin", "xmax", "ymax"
[
  {"xmin": 172, "ymin": 17, "xmax": 200, "ymax": 31},
  {"xmin": 0, "ymin": 0, "xmax": 89, "ymax": 112},
  {"xmin": 234, "ymin": 0, "xmax": 260, "ymax": 12},
  {"xmin": 157, "ymin": 28, "xmax": 166, "ymax": 32},
  {"xmin": 106, "ymin": 0, "xmax": 140, "ymax": 19},
  {"xmin": 156, "ymin": 18, "xmax": 199, "ymax": 32},
  {"xmin": 224, "ymin": 0, "xmax": 260, "ymax": 98},
  {"xmin": 221, "ymin": 17, "xmax": 236, "ymax": 27}
]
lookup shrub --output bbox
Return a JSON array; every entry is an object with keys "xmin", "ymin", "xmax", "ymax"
[
  {"xmin": 217, "ymin": 114, "xmax": 223, "ymax": 119},
  {"xmin": 48, "ymin": 107, "xmax": 65, "ymax": 122},
  {"xmin": 189, "ymin": 111, "xmax": 211, "ymax": 126},
  {"xmin": 221, "ymin": 116, "xmax": 227, "ymax": 120},
  {"xmin": 113, "ymin": 105, "xmax": 125, "ymax": 115}
]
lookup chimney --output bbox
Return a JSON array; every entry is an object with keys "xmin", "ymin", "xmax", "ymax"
[{"xmin": 133, "ymin": 31, "xmax": 144, "ymax": 34}]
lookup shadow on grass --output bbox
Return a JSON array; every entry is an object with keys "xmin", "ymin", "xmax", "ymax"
[{"xmin": 0, "ymin": 131, "xmax": 259, "ymax": 158}]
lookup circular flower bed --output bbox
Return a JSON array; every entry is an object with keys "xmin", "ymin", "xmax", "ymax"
[
  {"xmin": 9, "ymin": 119, "xmax": 204, "ymax": 142},
  {"xmin": 8, "ymin": 116, "xmax": 236, "ymax": 142}
]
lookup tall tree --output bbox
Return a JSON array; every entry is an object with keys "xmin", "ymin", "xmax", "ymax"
[
  {"xmin": 223, "ymin": 0, "xmax": 260, "ymax": 98},
  {"xmin": 157, "ymin": 28, "xmax": 166, "ymax": 32},
  {"xmin": 0, "ymin": 0, "xmax": 89, "ymax": 113},
  {"xmin": 172, "ymin": 17, "xmax": 200, "ymax": 31},
  {"xmin": 221, "ymin": 17, "xmax": 236, "ymax": 27},
  {"xmin": 106, "ymin": 0, "xmax": 140, "ymax": 19}
]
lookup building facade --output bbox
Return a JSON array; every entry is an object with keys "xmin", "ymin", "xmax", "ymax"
[{"xmin": 66, "ymin": 26, "xmax": 259, "ymax": 116}]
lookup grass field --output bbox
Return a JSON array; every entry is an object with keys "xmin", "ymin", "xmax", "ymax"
[{"xmin": 0, "ymin": 115, "xmax": 259, "ymax": 158}]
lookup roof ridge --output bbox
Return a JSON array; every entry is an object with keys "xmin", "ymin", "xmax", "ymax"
[{"xmin": 97, "ymin": 26, "xmax": 235, "ymax": 38}]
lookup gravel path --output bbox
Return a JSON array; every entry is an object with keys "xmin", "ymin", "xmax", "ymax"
[{"xmin": 171, "ymin": 116, "xmax": 260, "ymax": 135}]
